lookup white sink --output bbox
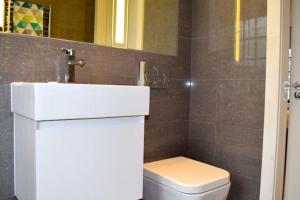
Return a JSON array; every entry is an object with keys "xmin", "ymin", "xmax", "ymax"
[
  {"xmin": 11, "ymin": 82, "xmax": 150, "ymax": 200},
  {"xmin": 11, "ymin": 82, "xmax": 150, "ymax": 121}
]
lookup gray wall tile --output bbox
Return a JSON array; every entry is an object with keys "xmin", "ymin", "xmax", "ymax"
[
  {"xmin": 144, "ymin": 121, "xmax": 188, "ymax": 162},
  {"xmin": 0, "ymin": 0, "xmax": 192, "ymax": 197},
  {"xmin": 0, "ymin": 197, "xmax": 17, "ymax": 200},
  {"xmin": 228, "ymin": 174, "xmax": 261, "ymax": 200},
  {"xmin": 216, "ymin": 80, "xmax": 265, "ymax": 129},
  {"xmin": 215, "ymin": 125, "xmax": 263, "ymax": 181},
  {"xmin": 0, "ymin": 153, "xmax": 14, "ymax": 198},
  {"xmin": 188, "ymin": 122, "xmax": 215, "ymax": 164},
  {"xmin": 189, "ymin": 0, "xmax": 266, "ymax": 199},
  {"xmin": 178, "ymin": 0, "xmax": 192, "ymax": 39},
  {"xmin": 149, "ymin": 80, "xmax": 190, "ymax": 124},
  {"xmin": 190, "ymin": 80, "xmax": 216, "ymax": 123}
]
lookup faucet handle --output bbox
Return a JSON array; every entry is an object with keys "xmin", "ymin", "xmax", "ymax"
[
  {"xmin": 61, "ymin": 48, "xmax": 76, "ymax": 56},
  {"xmin": 77, "ymin": 60, "xmax": 86, "ymax": 67}
]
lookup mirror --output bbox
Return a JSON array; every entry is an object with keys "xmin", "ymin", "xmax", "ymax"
[{"xmin": 0, "ymin": 0, "xmax": 178, "ymax": 56}]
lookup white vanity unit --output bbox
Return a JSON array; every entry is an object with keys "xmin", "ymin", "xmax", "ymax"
[{"xmin": 11, "ymin": 82, "xmax": 150, "ymax": 200}]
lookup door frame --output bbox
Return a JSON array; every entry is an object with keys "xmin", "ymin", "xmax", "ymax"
[{"xmin": 260, "ymin": 0, "xmax": 290, "ymax": 199}]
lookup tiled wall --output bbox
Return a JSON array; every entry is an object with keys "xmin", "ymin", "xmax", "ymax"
[
  {"xmin": 1, "ymin": 0, "xmax": 268, "ymax": 199},
  {"xmin": 188, "ymin": 0, "xmax": 266, "ymax": 199},
  {"xmin": 0, "ymin": 1, "xmax": 192, "ymax": 199}
]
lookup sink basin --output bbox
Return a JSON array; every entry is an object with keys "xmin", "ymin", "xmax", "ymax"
[
  {"xmin": 11, "ymin": 82, "xmax": 150, "ymax": 200},
  {"xmin": 11, "ymin": 82, "xmax": 150, "ymax": 121}
]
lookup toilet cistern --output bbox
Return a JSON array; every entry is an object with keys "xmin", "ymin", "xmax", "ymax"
[{"xmin": 61, "ymin": 48, "xmax": 86, "ymax": 83}]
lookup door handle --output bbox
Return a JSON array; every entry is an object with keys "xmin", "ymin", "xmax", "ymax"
[
  {"xmin": 283, "ymin": 81, "xmax": 300, "ymax": 100},
  {"xmin": 292, "ymin": 81, "xmax": 300, "ymax": 99},
  {"xmin": 295, "ymin": 91, "xmax": 300, "ymax": 99}
]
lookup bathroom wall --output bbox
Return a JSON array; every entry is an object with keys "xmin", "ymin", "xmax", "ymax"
[
  {"xmin": 0, "ymin": 1, "xmax": 192, "ymax": 199},
  {"xmin": 188, "ymin": 0, "xmax": 266, "ymax": 199},
  {"xmin": 0, "ymin": 0, "xmax": 268, "ymax": 199}
]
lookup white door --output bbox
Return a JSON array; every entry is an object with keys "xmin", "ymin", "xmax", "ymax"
[{"xmin": 284, "ymin": 0, "xmax": 300, "ymax": 198}]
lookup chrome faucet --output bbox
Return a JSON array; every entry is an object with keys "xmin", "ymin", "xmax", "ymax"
[{"xmin": 61, "ymin": 48, "xmax": 86, "ymax": 83}]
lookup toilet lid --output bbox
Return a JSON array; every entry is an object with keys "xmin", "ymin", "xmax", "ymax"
[{"xmin": 144, "ymin": 157, "xmax": 230, "ymax": 194}]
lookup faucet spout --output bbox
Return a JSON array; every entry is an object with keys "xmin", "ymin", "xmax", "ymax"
[
  {"xmin": 68, "ymin": 60, "xmax": 86, "ymax": 66},
  {"xmin": 61, "ymin": 48, "xmax": 86, "ymax": 83}
]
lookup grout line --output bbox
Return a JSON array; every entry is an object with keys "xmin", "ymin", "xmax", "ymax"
[
  {"xmin": 213, "ymin": 80, "xmax": 218, "ymax": 165},
  {"xmin": 190, "ymin": 78, "xmax": 266, "ymax": 81}
]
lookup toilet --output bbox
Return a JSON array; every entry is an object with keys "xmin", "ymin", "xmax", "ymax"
[{"xmin": 143, "ymin": 157, "xmax": 230, "ymax": 200}]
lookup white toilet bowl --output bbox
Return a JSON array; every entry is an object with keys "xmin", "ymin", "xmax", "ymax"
[{"xmin": 143, "ymin": 157, "xmax": 231, "ymax": 200}]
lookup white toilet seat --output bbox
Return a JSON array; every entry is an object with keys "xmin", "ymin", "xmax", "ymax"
[{"xmin": 143, "ymin": 157, "xmax": 231, "ymax": 200}]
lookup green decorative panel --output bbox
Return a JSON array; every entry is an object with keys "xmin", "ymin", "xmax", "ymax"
[{"xmin": 13, "ymin": 0, "xmax": 44, "ymax": 36}]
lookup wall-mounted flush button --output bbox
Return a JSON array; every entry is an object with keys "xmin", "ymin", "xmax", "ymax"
[{"xmin": 138, "ymin": 61, "xmax": 170, "ymax": 89}]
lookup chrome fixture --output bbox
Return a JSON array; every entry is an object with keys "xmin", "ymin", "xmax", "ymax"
[
  {"xmin": 61, "ymin": 48, "xmax": 86, "ymax": 83},
  {"xmin": 292, "ymin": 81, "xmax": 300, "ymax": 99},
  {"xmin": 284, "ymin": 81, "xmax": 300, "ymax": 100}
]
